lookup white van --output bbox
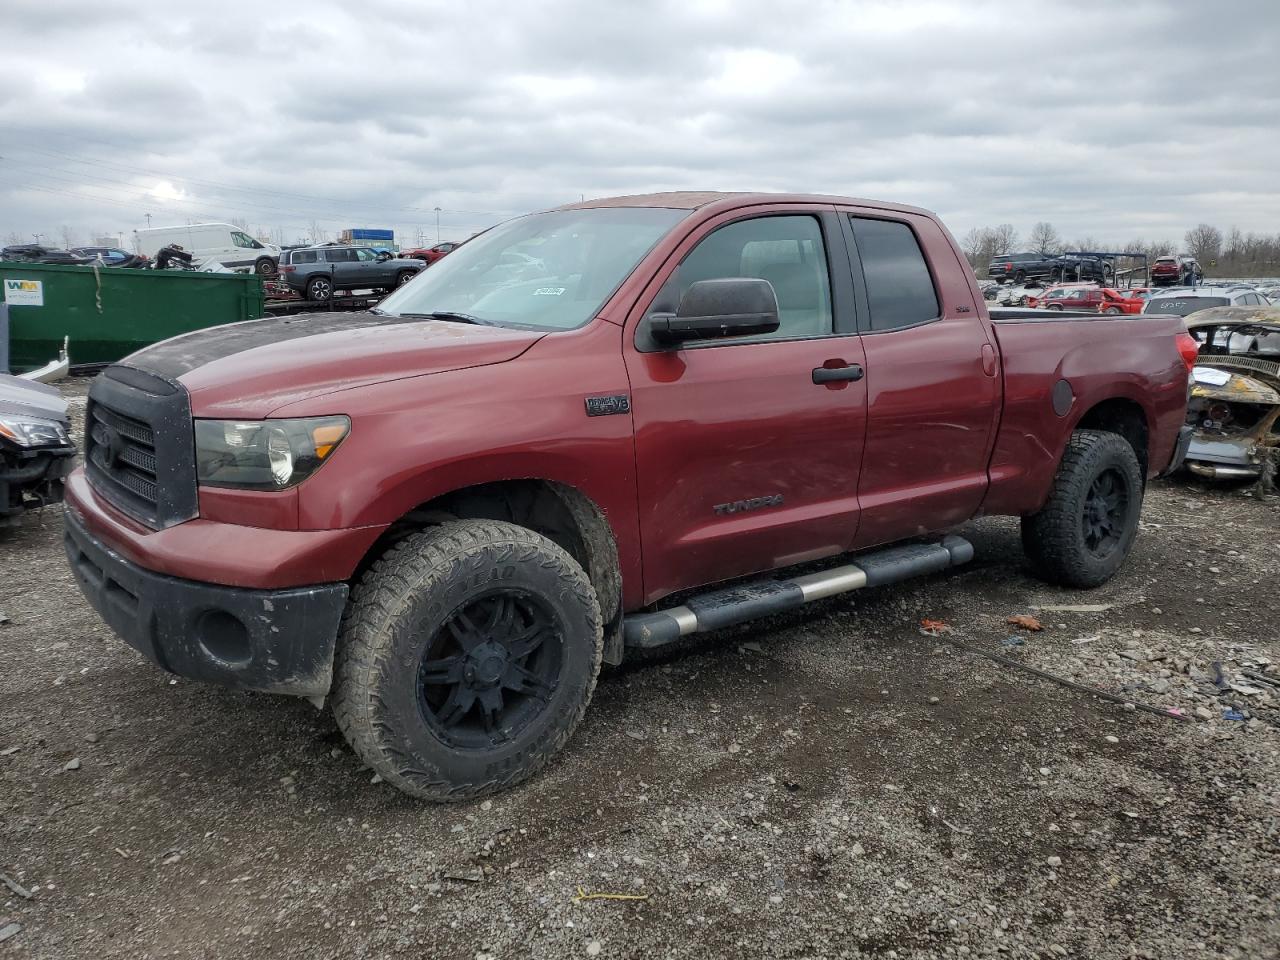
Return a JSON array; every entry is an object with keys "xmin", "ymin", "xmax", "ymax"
[{"xmin": 132, "ymin": 223, "xmax": 280, "ymax": 275}]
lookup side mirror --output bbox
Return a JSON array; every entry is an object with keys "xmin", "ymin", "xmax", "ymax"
[
  {"xmin": 649, "ymin": 278, "xmax": 780, "ymax": 345},
  {"xmin": 375, "ymin": 252, "xmax": 392, "ymax": 262}
]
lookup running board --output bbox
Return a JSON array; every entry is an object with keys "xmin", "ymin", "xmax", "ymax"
[{"xmin": 622, "ymin": 535, "xmax": 974, "ymax": 650}]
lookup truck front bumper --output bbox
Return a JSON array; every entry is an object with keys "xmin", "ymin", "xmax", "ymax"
[{"xmin": 64, "ymin": 505, "xmax": 349, "ymax": 698}]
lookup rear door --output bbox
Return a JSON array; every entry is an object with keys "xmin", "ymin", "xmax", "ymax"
[
  {"xmin": 624, "ymin": 207, "xmax": 868, "ymax": 604},
  {"xmin": 839, "ymin": 210, "xmax": 1000, "ymax": 549},
  {"xmin": 323, "ymin": 248, "xmax": 358, "ymax": 286}
]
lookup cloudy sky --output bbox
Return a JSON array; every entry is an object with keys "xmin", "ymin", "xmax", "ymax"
[{"xmin": 2, "ymin": 0, "xmax": 1276, "ymax": 251}]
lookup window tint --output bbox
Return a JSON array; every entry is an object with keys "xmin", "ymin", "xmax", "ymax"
[
  {"xmin": 848, "ymin": 217, "xmax": 940, "ymax": 331},
  {"xmin": 292, "ymin": 250, "xmax": 317, "ymax": 264},
  {"xmin": 324, "ymin": 249, "xmax": 356, "ymax": 263},
  {"xmin": 674, "ymin": 215, "xmax": 832, "ymax": 341}
]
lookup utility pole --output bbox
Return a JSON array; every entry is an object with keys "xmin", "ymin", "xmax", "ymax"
[
  {"xmin": 434, "ymin": 207, "xmax": 442, "ymax": 243},
  {"xmin": 144, "ymin": 213, "xmax": 152, "ymax": 228}
]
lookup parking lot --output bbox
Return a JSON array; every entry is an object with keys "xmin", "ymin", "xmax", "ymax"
[{"xmin": 0, "ymin": 378, "xmax": 1274, "ymax": 959}]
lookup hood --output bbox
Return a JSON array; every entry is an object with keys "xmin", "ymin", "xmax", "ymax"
[
  {"xmin": 121, "ymin": 311, "xmax": 544, "ymax": 418},
  {"xmin": 0, "ymin": 374, "xmax": 69, "ymax": 424},
  {"xmin": 1191, "ymin": 365, "xmax": 1280, "ymax": 405},
  {"xmin": 1184, "ymin": 305, "xmax": 1280, "ymax": 330}
]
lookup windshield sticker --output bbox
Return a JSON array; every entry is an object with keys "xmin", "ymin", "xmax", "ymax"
[{"xmin": 534, "ymin": 287, "xmax": 566, "ymax": 296}]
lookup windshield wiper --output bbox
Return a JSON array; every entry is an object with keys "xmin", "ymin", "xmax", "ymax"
[{"xmin": 392, "ymin": 311, "xmax": 496, "ymax": 326}]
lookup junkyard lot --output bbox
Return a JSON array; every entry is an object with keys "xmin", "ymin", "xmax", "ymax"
[{"xmin": 1, "ymin": 380, "xmax": 1278, "ymax": 959}]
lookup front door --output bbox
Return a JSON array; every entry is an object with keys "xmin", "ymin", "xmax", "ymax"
[
  {"xmin": 839, "ymin": 211, "xmax": 1000, "ymax": 549},
  {"xmin": 625, "ymin": 209, "xmax": 867, "ymax": 605}
]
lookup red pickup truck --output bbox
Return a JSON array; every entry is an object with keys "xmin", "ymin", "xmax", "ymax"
[{"xmin": 64, "ymin": 192, "xmax": 1196, "ymax": 801}]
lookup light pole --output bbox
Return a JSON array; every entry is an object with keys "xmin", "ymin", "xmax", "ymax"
[
  {"xmin": 434, "ymin": 207, "xmax": 442, "ymax": 243},
  {"xmin": 144, "ymin": 213, "xmax": 152, "ymax": 228}
]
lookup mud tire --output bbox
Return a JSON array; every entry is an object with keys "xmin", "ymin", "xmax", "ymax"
[
  {"xmin": 1021, "ymin": 430, "xmax": 1144, "ymax": 588},
  {"xmin": 333, "ymin": 520, "xmax": 602, "ymax": 801}
]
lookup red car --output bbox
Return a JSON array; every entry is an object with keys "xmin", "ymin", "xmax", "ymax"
[
  {"xmin": 1151, "ymin": 255, "xmax": 1202, "ymax": 287},
  {"xmin": 400, "ymin": 241, "xmax": 461, "ymax": 265},
  {"xmin": 64, "ymin": 191, "xmax": 1195, "ymax": 801},
  {"xmin": 1024, "ymin": 283, "xmax": 1096, "ymax": 309},
  {"xmin": 1097, "ymin": 288, "xmax": 1147, "ymax": 315}
]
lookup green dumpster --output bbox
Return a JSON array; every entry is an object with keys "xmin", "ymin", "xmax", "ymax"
[{"xmin": 0, "ymin": 263, "xmax": 264, "ymax": 372}]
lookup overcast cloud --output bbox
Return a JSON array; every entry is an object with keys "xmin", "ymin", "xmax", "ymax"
[{"xmin": 2, "ymin": 0, "xmax": 1277, "ymax": 250}]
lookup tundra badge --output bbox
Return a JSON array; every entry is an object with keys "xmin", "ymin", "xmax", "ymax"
[{"xmin": 714, "ymin": 494, "xmax": 784, "ymax": 516}]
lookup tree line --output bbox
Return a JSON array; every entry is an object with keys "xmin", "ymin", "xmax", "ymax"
[{"xmin": 961, "ymin": 222, "xmax": 1280, "ymax": 278}]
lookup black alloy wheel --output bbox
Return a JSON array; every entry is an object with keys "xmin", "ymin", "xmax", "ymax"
[
  {"xmin": 417, "ymin": 592, "xmax": 562, "ymax": 749},
  {"xmin": 1081, "ymin": 468, "xmax": 1129, "ymax": 559}
]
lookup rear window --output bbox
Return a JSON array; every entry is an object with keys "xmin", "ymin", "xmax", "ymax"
[
  {"xmin": 1144, "ymin": 296, "xmax": 1229, "ymax": 316},
  {"xmin": 850, "ymin": 217, "xmax": 940, "ymax": 331}
]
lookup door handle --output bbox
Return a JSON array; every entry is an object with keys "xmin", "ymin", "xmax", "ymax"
[{"xmin": 812, "ymin": 363, "xmax": 864, "ymax": 384}]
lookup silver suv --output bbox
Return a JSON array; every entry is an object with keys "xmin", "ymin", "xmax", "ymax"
[{"xmin": 279, "ymin": 245, "xmax": 424, "ymax": 301}]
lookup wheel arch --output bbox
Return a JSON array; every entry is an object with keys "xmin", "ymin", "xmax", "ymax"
[
  {"xmin": 1073, "ymin": 396, "xmax": 1150, "ymax": 476},
  {"xmin": 354, "ymin": 479, "xmax": 625, "ymax": 663}
]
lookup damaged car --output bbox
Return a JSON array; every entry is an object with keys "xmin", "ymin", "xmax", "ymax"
[
  {"xmin": 0, "ymin": 375, "xmax": 76, "ymax": 523},
  {"xmin": 1183, "ymin": 307, "xmax": 1280, "ymax": 484}
]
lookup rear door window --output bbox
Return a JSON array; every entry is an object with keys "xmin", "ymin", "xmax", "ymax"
[
  {"xmin": 292, "ymin": 250, "xmax": 317, "ymax": 264},
  {"xmin": 848, "ymin": 217, "xmax": 940, "ymax": 331},
  {"xmin": 323, "ymin": 249, "xmax": 356, "ymax": 263}
]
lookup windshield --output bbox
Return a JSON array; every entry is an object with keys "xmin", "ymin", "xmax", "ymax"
[
  {"xmin": 376, "ymin": 207, "xmax": 688, "ymax": 330},
  {"xmin": 1144, "ymin": 296, "xmax": 1229, "ymax": 316}
]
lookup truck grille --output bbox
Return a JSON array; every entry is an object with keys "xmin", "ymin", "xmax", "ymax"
[{"xmin": 84, "ymin": 365, "xmax": 198, "ymax": 530}]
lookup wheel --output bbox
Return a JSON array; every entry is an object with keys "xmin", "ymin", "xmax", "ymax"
[
  {"xmin": 306, "ymin": 276, "xmax": 333, "ymax": 301},
  {"xmin": 1013, "ymin": 270, "xmax": 1027, "ymax": 283},
  {"xmin": 1103, "ymin": 306, "xmax": 1121, "ymax": 315},
  {"xmin": 1049, "ymin": 269, "xmax": 1062, "ymax": 283},
  {"xmin": 396, "ymin": 270, "xmax": 416, "ymax": 287},
  {"xmin": 333, "ymin": 520, "xmax": 603, "ymax": 801},
  {"xmin": 1046, "ymin": 304, "xmax": 1063, "ymax": 311},
  {"xmin": 1021, "ymin": 430, "xmax": 1144, "ymax": 588},
  {"xmin": 255, "ymin": 257, "xmax": 276, "ymax": 277}
]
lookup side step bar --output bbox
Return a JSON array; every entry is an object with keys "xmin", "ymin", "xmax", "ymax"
[{"xmin": 623, "ymin": 535, "xmax": 974, "ymax": 650}]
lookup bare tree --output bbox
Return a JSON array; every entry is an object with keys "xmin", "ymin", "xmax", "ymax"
[
  {"xmin": 959, "ymin": 224, "xmax": 1021, "ymax": 270},
  {"xmin": 990, "ymin": 224, "xmax": 1018, "ymax": 256},
  {"xmin": 960, "ymin": 227, "xmax": 986, "ymax": 268},
  {"xmin": 1184, "ymin": 223, "xmax": 1223, "ymax": 266},
  {"xmin": 308, "ymin": 220, "xmax": 326, "ymax": 244},
  {"xmin": 59, "ymin": 225, "xmax": 77, "ymax": 249},
  {"xmin": 5, "ymin": 231, "xmax": 21, "ymax": 245},
  {"xmin": 229, "ymin": 216, "xmax": 251, "ymax": 231},
  {"xmin": 1028, "ymin": 222, "xmax": 1063, "ymax": 256}
]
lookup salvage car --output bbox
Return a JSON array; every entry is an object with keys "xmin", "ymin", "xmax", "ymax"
[
  {"xmin": 1183, "ymin": 306, "xmax": 1280, "ymax": 482},
  {"xmin": 71, "ymin": 246, "xmax": 150, "ymax": 269},
  {"xmin": 0, "ymin": 375, "xmax": 75, "ymax": 523},
  {"xmin": 278, "ymin": 244, "xmax": 424, "ymax": 300},
  {"xmin": 63, "ymin": 191, "xmax": 1195, "ymax": 801},
  {"xmin": 1151, "ymin": 255, "xmax": 1202, "ymax": 287},
  {"xmin": 1143, "ymin": 286, "xmax": 1260, "ymax": 317},
  {"xmin": 402, "ymin": 241, "xmax": 462, "ymax": 265}
]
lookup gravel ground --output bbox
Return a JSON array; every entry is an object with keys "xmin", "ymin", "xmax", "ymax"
[{"xmin": 1, "ymin": 378, "xmax": 1277, "ymax": 959}]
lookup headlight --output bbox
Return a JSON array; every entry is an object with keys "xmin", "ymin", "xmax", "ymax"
[
  {"xmin": 0, "ymin": 415, "xmax": 70, "ymax": 448},
  {"xmin": 194, "ymin": 416, "xmax": 349, "ymax": 490}
]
